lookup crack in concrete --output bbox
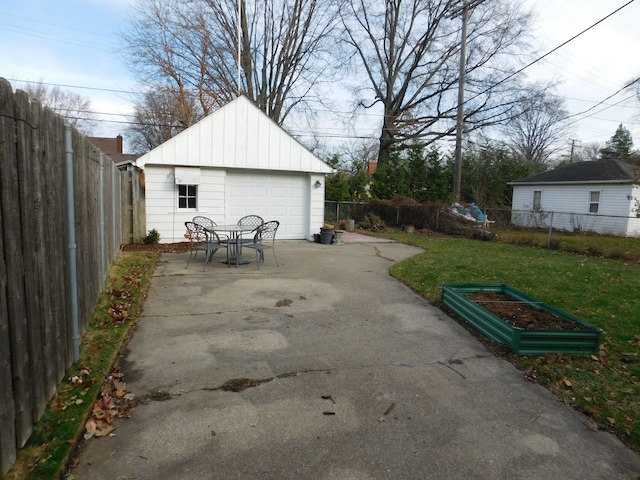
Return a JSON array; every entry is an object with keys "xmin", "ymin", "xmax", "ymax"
[{"xmin": 140, "ymin": 355, "xmax": 491, "ymax": 402}]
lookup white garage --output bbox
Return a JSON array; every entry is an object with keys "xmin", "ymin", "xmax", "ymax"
[{"xmin": 135, "ymin": 95, "xmax": 333, "ymax": 242}]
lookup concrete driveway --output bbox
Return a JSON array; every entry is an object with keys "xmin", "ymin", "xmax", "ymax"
[{"xmin": 72, "ymin": 238, "xmax": 640, "ymax": 479}]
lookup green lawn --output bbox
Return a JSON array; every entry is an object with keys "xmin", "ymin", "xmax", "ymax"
[{"xmin": 379, "ymin": 231, "xmax": 640, "ymax": 452}]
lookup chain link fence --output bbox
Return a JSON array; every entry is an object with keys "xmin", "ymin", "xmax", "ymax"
[{"xmin": 325, "ymin": 201, "xmax": 640, "ymax": 262}]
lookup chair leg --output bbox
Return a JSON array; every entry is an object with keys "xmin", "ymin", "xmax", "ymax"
[
  {"xmin": 185, "ymin": 249, "xmax": 196, "ymax": 269},
  {"xmin": 272, "ymin": 247, "xmax": 280, "ymax": 267}
]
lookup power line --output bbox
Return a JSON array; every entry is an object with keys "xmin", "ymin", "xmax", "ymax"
[
  {"xmin": 7, "ymin": 78, "xmax": 138, "ymax": 95},
  {"xmin": 8, "ymin": 0, "xmax": 639, "ymax": 144},
  {"xmin": 467, "ymin": 0, "xmax": 637, "ymax": 101},
  {"xmin": 563, "ymin": 80, "xmax": 640, "ymax": 125}
]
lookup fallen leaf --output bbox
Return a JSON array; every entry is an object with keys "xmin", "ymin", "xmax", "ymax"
[
  {"xmin": 607, "ymin": 417, "xmax": 616, "ymax": 425},
  {"xmin": 378, "ymin": 417, "xmax": 386, "ymax": 423},
  {"xmin": 114, "ymin": 380, "xmax": 127, "ymax": 391},
  {"xmin": 251, "ymin": 419, "xmax": 259, "ymax": 428},
  {"xmin": 562, "ymin": 378, "xmax": 572, "ymax": 388},
  {"xmin": 95, "ymin": 426, "xmax": 116, "ymax": 437},
  {"xmin": 211, "ymin": 429, "xmax": 217, "ymax": 436}
]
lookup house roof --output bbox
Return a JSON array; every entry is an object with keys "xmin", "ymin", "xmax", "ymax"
[
  {"xmin": 510, "ymin": 159, "xmax": 640, "ymax": 185},
  {"xmin": 88, "ymin": 135, "xmax": 139, "ymax": 166},
  {"xmin": 136, "ymin": 95, "xmax": 333, "ymax": 174}
]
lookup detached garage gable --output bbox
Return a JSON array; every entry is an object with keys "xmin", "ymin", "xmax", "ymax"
[{"xmin": 137, "ymin": 95, "xmax": 332, "ymax": 175}]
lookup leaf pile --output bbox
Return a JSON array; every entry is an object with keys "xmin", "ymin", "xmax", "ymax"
[{"xmin": 84, "ymin": 366, "xmax": 139, "ymax": 440}]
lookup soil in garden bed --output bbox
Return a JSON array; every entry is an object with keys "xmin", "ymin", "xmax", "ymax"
[{"xmin": 466, "ymin": 291, "xmax": 592, "ymax": 331}]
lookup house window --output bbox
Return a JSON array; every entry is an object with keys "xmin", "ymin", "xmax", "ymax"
[
  {"xmin": 178, "ymin": 184, "xmax": 197, "ymax": 209},
  {"xmin": 533, "ymin": 190, "xmax": 542, "ymax": 210},
  {"xmin": 588, "ymin": 191, "xmax": 600, "ymax": 213}
]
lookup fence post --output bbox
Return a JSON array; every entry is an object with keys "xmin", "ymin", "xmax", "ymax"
[
  {"xmin": 547, "ymin": 211, "xmax": 554, "ymax": 249},
  {"xmin": 482, "ymin": 209, "xmax": 487, "ymax": 235},
  {"xmin": 396, "ymin": 205, "xmax": 400, "ymax": 225}
]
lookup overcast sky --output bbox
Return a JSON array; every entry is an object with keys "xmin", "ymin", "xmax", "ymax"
[{"xmin": 1, "ymin": 0, "xmax": 639, "ymax": 157}]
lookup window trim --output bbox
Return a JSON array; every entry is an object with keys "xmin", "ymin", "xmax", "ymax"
[
  {"xmin": 588, "ymin": 190, "xmax": 600, "ymax": 214},
  {"xmin": 177, "ymin": 184, "xmax": 198, "ymax": 210},
  {"xmin": 532, "ymin": 190, "xmax": 542, "ymax": 210}
]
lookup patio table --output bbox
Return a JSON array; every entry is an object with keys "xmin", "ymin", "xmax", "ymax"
[{"xmin": 206, "ymin": 224, "xmax": 256, "ymax": 265}]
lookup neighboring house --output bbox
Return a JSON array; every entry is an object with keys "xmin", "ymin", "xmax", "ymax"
[
  {"xmin": 509, "ymin": 159, "xmax": 640, "ymax": 237},
  {"xmin": 135, "ymin": 95, "xmax": 333, "ymax": 242},
  {"xmin": 88, "ymin": 134, "xmax": 138, "ymax": 168}
]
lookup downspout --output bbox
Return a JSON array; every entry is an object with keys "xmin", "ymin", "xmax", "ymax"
[
  {"xmin": 99, "ymin": 153, "xmax": 106, "ymax": 288},
  {"xmin": 113, "ymin": 166, "xmax": 118, "ymax": 260},
  {"xmin": 65, "ymin": 126, "xmax": 80, "ymax": 362}
]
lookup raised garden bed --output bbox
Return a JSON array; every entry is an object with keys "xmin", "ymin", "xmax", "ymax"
[{"xmin": 442, "ymin": 283, "xmax": 603, "ymax": 355}]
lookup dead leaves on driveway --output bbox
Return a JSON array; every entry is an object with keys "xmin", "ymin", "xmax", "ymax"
[{"xmin": 84, "ymin": 367, "xmax": 137, "ymax": 440}]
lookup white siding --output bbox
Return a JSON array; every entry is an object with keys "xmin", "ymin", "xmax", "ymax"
[
  {"xmin": 145, "ymin": 166, "xmax": 227, "ymax": 242},
  {"xmin": 512, "ymin": 183, "xmax": 638, "ymax": 236}
]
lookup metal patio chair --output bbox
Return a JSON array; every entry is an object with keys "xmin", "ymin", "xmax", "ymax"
[
  {"xmin": 184, "ymin": 221, "xmax": 224, "ymax": 271},
  {"xmin": 236, "ymin": 214, "xmax": 264, "ymax": 246},
  {"xmin": 192, "ymin": 216, "xmax": 216, "ymax": 229},
  {"xmin": 238, "ymin": 215, "xmax": 264, "ymax": 243},
  {"xmin": 243, "ymin": 220, "xmax": 280, "ymax": 270}
]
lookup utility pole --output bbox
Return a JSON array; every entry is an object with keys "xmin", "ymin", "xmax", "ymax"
[
  {"xmin": 568, "ymin": 138, "xmax": 580, "ymax": 163},
  {"xmin": 237, "ymin": 0, "xmax": 242, "ymax": 96},
  {"xmin": 451, "ymin": 0, "xmax": 487, "ymax": 203}
]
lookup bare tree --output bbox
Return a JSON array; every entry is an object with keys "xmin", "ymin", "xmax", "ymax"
[
  {"xmin": 123, "ymin": 0, "xmax": 339, "ymax": 130},
  {"xmin": 503, "ymin": 89, "xmax": 569, "ymax": 166},
  {"xmin": 126, "ymin": 88, "xmax": 200, "ymax": 153},
  {"xmin": 123, "ymin": 0, "xmax": 223, "ymax": 122},
  {"xmin": 338, "ymin": 0, "xmax": 537, "ymax": 166},
  {"xmin": 21, "ymin": 81, "xmax": 97, "ymax": 134}
]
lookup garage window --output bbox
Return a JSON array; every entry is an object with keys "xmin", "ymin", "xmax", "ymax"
[{"xmin": 178, "ymin": 184, "xmax": 197, "ymax": 209}]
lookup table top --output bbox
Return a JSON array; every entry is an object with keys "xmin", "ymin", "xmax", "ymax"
[{"xmin": 206, "ymin": 224, "xmax": 256, "ymax": 233}]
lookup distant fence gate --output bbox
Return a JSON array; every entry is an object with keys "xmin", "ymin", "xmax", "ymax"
[{"xmin": 0, "ymin": 78, "xmax": 144, "ymax": 475}]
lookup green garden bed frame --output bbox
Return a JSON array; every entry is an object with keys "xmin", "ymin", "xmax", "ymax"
[{"xmin": 442, "ymin": 283, "xmax": 603, "ymax": 355}]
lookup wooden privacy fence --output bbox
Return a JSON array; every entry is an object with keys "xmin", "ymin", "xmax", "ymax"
[{"xmin": 0, "ymin": 78, "xmax": 142, "ymax": 475}]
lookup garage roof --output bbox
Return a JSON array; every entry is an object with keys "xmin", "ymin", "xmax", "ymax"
[{"xmin": 136, "ymin": 95, "xmax": 333, "ymax": 174}]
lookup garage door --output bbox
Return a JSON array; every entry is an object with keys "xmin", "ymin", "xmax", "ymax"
[{"xmin": 226, "ymin": 171, "xmax": 309, "ymax": 240}]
